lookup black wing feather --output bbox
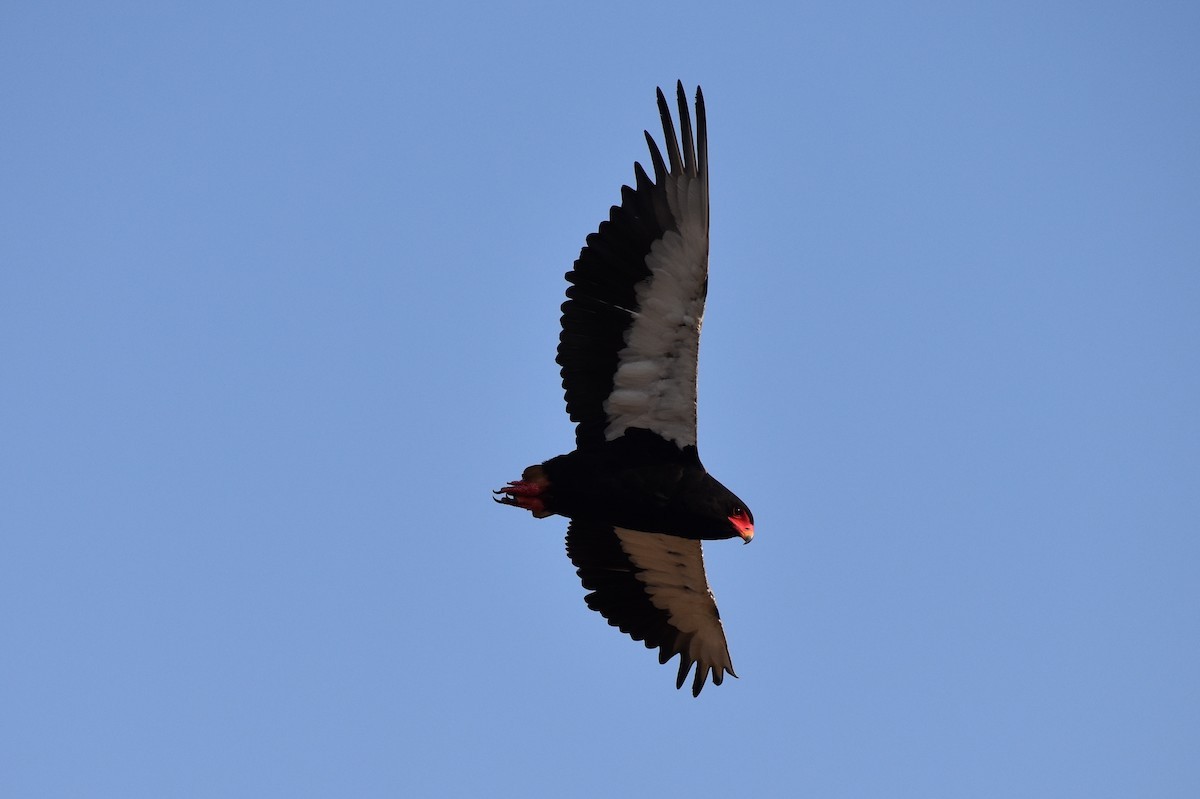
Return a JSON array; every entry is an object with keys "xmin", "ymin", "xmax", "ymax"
[
  {"xmin": 566, "ymin": 519, "xmax": 735, "ymax": 697},
  {"xmin": 557, "ymin": 83, "xmax": 706, "ymax": 449}
]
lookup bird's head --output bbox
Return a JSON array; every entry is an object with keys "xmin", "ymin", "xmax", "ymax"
[
  {"xmin": 728, "ymin": 505, "xmax": 754, "ymax": 543},
  {"xmin": 666, "ymin": 464, "xmax": 754, "ymax": 542}
]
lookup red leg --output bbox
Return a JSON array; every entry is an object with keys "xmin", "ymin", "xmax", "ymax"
[
  {"xmin": 494, "ymin": 469, "xmax": 553, "ymax": 518},
  {"xmin": 499, "ymin": 480, "xmax": 545, "ymax": 498}
]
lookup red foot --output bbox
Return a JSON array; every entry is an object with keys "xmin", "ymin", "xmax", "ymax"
[
  {"xmin": 499, "ymin": 480, "xmax": 545, "ymax": 498},
  {"xmin": 493, "ymin": 478, "xmax": 553, "ymax": 517}
]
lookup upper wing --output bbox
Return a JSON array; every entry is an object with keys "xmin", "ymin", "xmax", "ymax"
[
  {"xmin": 557, "ymin": 82, "xmax": 710, "ymax": 450},
  {"xmin": 565, "ymin": 520, "xmax": 735, "ymax": 697}
]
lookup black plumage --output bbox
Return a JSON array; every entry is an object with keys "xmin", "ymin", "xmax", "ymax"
[{"xmin": 496, "ymin": 83, "xmax": 753, "ymax": 696}]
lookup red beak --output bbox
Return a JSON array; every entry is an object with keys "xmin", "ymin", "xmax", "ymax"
[{"xmin": 729, "ymin": 511, "xmax": 754, "ymax": 543}]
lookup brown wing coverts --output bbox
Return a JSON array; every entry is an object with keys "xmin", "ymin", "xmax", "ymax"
[{"xmin": 557, "ymin": 84, "xmax": 703, "ymax": 448}]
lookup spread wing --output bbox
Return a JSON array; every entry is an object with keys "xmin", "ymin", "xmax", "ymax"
[
  {"xmin": 565, "ymin": 520, "xmax": 735, "ymax": 696},
  {"xmin": 557, "ymin": 82, "xmax": 710, "ymax": 450}
]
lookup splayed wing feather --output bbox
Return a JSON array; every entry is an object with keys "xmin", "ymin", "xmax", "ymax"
[
  {"xmin": 558, "ymin": 83, "xmax": 709, "ymax": 450},
  {"xmin": 566, "ymin": 520, "xmax": 735, "ymax": 696}
]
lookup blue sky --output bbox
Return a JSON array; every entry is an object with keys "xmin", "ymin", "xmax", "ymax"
[{"xmin": 2, "ymin": 2, "xmax": 1198, "ymax": 797}]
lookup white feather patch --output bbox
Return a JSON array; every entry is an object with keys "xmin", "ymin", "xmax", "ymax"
[{"xmin": 603, "ymin": 170, "xmax": 708, "ymax": 448}]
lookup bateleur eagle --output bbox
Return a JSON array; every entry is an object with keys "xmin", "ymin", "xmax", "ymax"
[{"xmin": 496, "ymin": 83, "xmax": 754, "ymax": 697}]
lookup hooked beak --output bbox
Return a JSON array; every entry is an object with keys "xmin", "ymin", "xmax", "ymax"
[{"xmin": 729, "ymin": 512, "xmax": 754, "ymax": 544}]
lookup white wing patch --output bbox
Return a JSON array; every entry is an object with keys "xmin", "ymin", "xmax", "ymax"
[
  {"xmin": 613, "ymin": 527, "xmax": 733, "ymax": 691},
  {"xmin": 604, "ymin": 171, "xmax": 709, "ymax": 448}
]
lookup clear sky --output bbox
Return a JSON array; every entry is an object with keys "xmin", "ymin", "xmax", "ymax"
[{"xmin": 3, "ymin": 2, "xmax": 1198, "ymax": 797}]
